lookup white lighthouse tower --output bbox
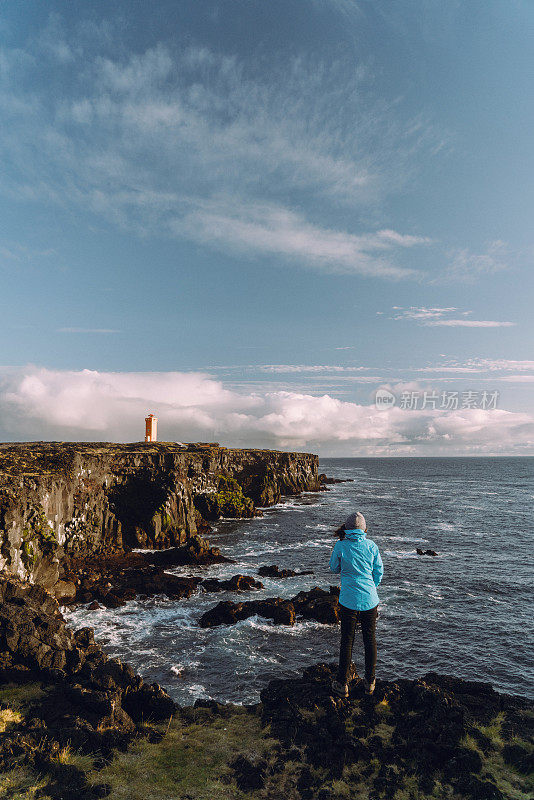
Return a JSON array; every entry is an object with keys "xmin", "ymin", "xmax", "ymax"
[{"xmin": 145, "ymin": 414, "xmax": 158, "ymax": 442}]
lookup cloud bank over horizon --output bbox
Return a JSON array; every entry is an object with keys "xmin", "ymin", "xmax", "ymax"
[{"xmin": 1, "ymin": 366, "xmax": 532, "ymax": 457}]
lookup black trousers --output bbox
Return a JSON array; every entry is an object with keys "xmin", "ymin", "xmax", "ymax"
[{"xmin": 337, "ymin": 603, "xmax": 378, "ymax": 684}]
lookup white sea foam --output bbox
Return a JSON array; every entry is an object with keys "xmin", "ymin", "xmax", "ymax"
[
  {"xmin": 305, "ymin": 523, "xmax": 334, "ymax": 531},
  {"xmin": 386, "ymin": 536, "xmax": 429, "ymax": 543},
  {"xmin": 185, "ymin": 683, "xmax": 210, "ymax": 698},
  {"xmin": 384, "ymin": 550, "xmax": 420, "ymax": 559},
  {"xmin": 217, "ymin": 615, "xmax": 330, "ymax": 635}
]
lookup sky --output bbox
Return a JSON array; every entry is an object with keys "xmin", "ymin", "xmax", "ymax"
[{"xmin": 0, "ymin": 0, "xmax": 533, "ymax": 455}]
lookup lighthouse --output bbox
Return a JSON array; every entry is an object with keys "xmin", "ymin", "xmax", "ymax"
[{"xmin": 145, "ymin": 414, "xmax": 158, "ymax": 442}]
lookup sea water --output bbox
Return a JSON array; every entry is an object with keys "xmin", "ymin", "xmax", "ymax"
[{"xmin": 65, "ymin": 457, "xmax": 534, "ymax": 704}]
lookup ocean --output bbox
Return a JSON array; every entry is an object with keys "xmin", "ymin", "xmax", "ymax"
[{"xmin": 65, "ymin": 457, "xmax": 534, "ymax": 704}]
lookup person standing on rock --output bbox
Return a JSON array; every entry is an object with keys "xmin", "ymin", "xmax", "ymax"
[{"xmin": 329, "ymin": 512, "xmax": 383, "ymax": 698}]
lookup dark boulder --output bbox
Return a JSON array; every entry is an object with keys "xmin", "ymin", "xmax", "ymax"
[
  {"xmin": 292, "ymin": 587, "xmax": 340, "ymax": 624},
  {"xmin": 199, "ymin": 598, "xmax": 296, "ymax": 627},
  {"xmin": 0, "ymin": 576, "xmax": 176, "ymax": 758},
  {"xmin": 502, "ymin": 743, "xmax": 534, "ymax": 774},
  {"xmin": 147, "ymin": 537, "xmax": 231, "ymax": 567},
  {"xmin": 258, "ymin": 564, "xmax": 314, "ymax": 578},
  {"xmin": 199, "ymin": 587, "xmax": 339, "ymax": 628},
  {"xmin": 318, "ymin": 474, "xmax": 353, "ymax": 484},
  {"xmin": 201, "ymin": 575, "xmax": 263, "ymax": 592},
  {"xmin": 61, "ymin": 539, "xmax": 229, "ymax": 609},
  {"xmin": 230, "ymin": 753, "xmax": 268, "ymax": 791}
]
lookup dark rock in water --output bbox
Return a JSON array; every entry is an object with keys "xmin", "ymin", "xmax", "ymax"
[
  {"xmin": 199, "ymin": 598, "xmax": 296, "ymax": 627},
  {"xmin": 319, "ymin": 473, "xmax": 353, "ymax": 484},
  {"xmin": 292, "ymin": 586, "xmax": 340, "ymax": 624},
  {"xmin": 201, "ymin": 575, "xmax": 263, "ymax": 592},
  {"xmin": 148, "ymin": 535, "xmax": 231, "ymax": 566},
  {"xmin": 199, "ymin": 587, "xmax": 340, "ymax": 627},
  {"xmin": 59, "ymin": 536, "xmax": 230, "ymax": 609},
  {"xmin": 258, "ymin": 564, "xmax": 314, "ymax": 578},
  {"xmin": 416, "ymin": 548, "xmax": 438, "ymax": 556}
]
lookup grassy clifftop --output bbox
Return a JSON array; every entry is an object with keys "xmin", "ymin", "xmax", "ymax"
[
  {"xmin": 0, "ymin": 576, "xmax": 532, "ymax": 800},
  {"xmin": 1, "ymin": 669, "xmax": 532, "ymax": 800}
]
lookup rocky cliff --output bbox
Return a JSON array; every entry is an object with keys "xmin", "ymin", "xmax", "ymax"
[{"xmin": 0, "ymin": 442, "xmax": 320, "ymax": 592}]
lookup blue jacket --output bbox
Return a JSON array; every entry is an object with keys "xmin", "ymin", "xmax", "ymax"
[{"xmin": 329, "ymin": 529, "xmax": 383, "ymax": 611}]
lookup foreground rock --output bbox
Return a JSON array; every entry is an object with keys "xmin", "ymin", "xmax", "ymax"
[
  {"xmin": 0, "ymin": 576, "xmax": 175, "ymax": 796},
  {"xmin": 5, "ymin": 659, "xmax": 532, "ymax": 800},
  {"xmin": 2, "ymin": 575, "xmax": 532, "ymax": 799},
  {"xmin": 199, "ymin": 587, "xmax": 340, "ymax": 627},
  {"xmin": 260, "ymin": 662, "xmax": 534, "ymax": 799},
  {"xmin": 258, "ymin": 564, "xmax": 314, "ymax": 578}
]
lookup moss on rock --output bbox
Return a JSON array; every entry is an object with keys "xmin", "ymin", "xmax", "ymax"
[{"xmin": 194, "ymin": 476, "xmax": 257, "ymax": 521}]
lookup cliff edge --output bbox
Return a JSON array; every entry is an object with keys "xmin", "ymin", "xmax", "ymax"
[{"xmin": 0, "ymin": 442, "xmax": 320, "ymax": 594}]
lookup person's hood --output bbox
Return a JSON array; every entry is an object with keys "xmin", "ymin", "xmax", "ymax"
[{"xmin": 343, "ymin": 528, "xmax": 366, "ymax": 540}]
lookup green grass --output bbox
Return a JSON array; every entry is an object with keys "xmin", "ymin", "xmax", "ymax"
[
  {"xmin": 0, "ymin": 767, "xmax": 52, "ymax": 800},
  {"xmin": 461, "ymin": 714, "xmax": 534, "ymax": 800},
  {"xmin": 86, "ymin": 707, "xmax": 275, "ymax": 800},
  {"xmin": 0, "ymin": 683, "xmax": 45, "ymax": 713},
  {"xmin": 1, "ymin": 683, "xmax": 531, "ymax": 800}
]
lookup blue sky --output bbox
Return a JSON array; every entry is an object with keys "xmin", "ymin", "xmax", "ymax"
[{"xmin": 1, "ymin": 1, "xmax": 533, "ymax": 454}]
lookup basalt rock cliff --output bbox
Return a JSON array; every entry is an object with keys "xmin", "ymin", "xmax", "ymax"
[{"xmin": 0, "ymin": 442, "xmax": 319, "ymax": 595}]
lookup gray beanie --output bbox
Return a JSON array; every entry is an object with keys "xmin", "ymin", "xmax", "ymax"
[{"xmin": 344, "ymin": 512, "xmax": 366, "ymax": 531}]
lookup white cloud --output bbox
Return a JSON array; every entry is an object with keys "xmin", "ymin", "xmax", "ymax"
[
  {"xmin": 425, "ymin": 319, "xmax": 515, "ymax": 328},
  {"xmin": 0, "ymin": 30, "xmax": 439, "ymax": 281},
  {"xmin": 256, "ymin": 365, "xmax": 368, "ymax": 373},
  {"xmin": 57, "ymin": 328, "xmax": 120, "ymax": 334},
  {"xmin": 36, "ymin": 13, "xmax": 76, "ymax": 64},
  {"xmin": 173, "ymin": 199, "xmax": 423, "ymax": 278},
  {"xmin": 416, "ymin": 358, "xmax": 534, "ymax": 374},
  {"xmin": 392, "ymin": 306, "xmax": 515, "ymax": 327},
  {"xmin": 441, "ymin": 240, "xmax": 510, "ymax": 283},
  {"xmin": 393, "ymin": 306, "xmax": 458, "ymax": 321},
  {"xmin": 474, "ymin": 359, "xmax": 534, "ymax": 371},
  {"xmin": 0, "ymin": 366, "xmax": 532, "ymax": 456}
]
